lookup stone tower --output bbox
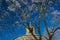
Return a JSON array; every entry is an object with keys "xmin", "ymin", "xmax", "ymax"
[
  {"xmin": 15, "ymin": 22, "xmax": 36, "ymax": 40},
  {"xmin": 15, "ymin": 22, "xmax": 47, "ymax": 40}
]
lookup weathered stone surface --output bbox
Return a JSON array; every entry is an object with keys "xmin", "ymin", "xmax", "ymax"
[{"xmin": 15, "ymin": 35, "xmax": 35, "ymax": 40}]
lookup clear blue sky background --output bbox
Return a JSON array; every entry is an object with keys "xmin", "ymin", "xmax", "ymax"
[{"xmin": 0, "ymin": 0, "xmax": 60, "ymax": 40}]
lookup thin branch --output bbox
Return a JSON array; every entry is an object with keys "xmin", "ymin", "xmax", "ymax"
[
  {"xmin": 38, "ymin": 0, "xmax": 50, "ymax": 37},
  {"xmin": 43, "ymin": 36, "xmax": 48, "ymax": 40},
  {"xmin": 52, "ymin": 27, "xmax": 60, "ymax": 36}
]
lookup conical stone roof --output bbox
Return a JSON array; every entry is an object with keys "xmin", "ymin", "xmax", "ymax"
[{"xmin": 15, "ymin": 35, "xmax": 35, "ymax": 40}]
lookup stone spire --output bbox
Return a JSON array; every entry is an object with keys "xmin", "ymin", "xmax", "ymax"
[{"xmin": 26, "ymin": 22, "xmax": 35, "ymax": 35}]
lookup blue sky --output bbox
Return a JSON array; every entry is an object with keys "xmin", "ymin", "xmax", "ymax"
[{"xmin": 0, "ymin": 0, "xmax": 60, "ymax": 40}]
